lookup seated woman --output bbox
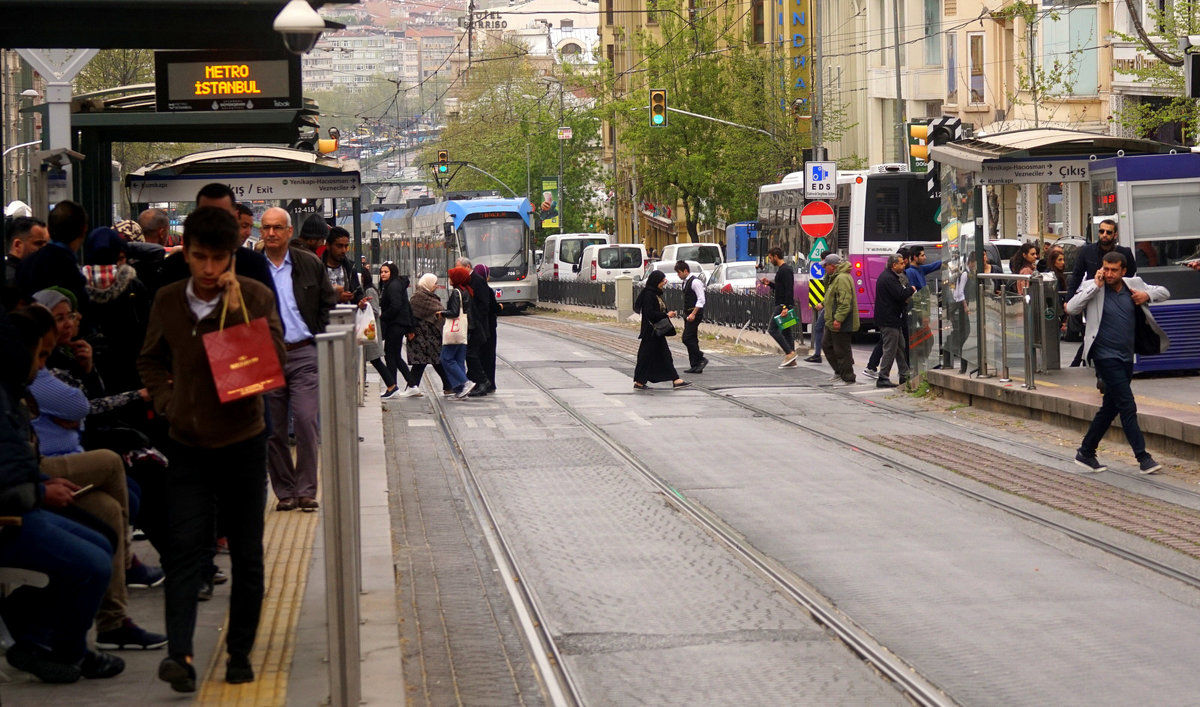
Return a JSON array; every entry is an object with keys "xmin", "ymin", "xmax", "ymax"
[
  {"xmin": 24, "ymin": 294, "xmax": 167, "ymax": 652},
  {"xmin": 0, "ymin": 307, "xmax": 122, "ymax": 683}
]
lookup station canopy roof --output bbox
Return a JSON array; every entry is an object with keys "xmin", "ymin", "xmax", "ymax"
[
  {"xmin": 929, "ymin": 128, "xmax": 1180, "ymax": 174},
  {"xmin": 0, "ymin": 0, "xmax": 350, "ymax": 50}
]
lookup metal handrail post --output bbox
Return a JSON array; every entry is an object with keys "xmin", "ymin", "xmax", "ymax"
[
  {"xmin": 998, "ymin": 286, "xmax": 1010, "ymax": 382},
  {"xmin": 1023, "ymin": 278, "xmax": 1038, "ymax": 390},
  {"xmin": 976, "ymin": 281, "xmax": 989, "ymax": 377},
  {"xmin": 317, "ymin": 330, "xmax": 362, "ymax": 707}
]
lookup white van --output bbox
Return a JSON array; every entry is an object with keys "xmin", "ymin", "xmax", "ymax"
[
  {"xmin": 659, "ymin": 242, "xmax": 723, "ymax": 276},
  {"xmin": 577, "ymin": 243, "xmax": 649, "ymax": 282},
  {"xmin": 538, "ymin": 233, "xmax": 613, "ymax": 281}
]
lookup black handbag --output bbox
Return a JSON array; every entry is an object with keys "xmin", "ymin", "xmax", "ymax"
[
  {"xmin": 1133, "ymin": 306, "xmax": 1166, "ymax": 356},
  {"xmin": 653, "ymin": 317, "xmax": 677, "ymax": 337}
]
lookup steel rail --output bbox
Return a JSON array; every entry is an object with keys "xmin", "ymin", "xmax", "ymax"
[
  {"xmin": 496, "ymin": 352, "xmax": 957, "ymax": 707},
  {"xmin": 425, "ymin": 388, "xmax": 583, "ymax": 707}
]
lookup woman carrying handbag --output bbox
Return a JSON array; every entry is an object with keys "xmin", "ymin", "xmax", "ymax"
[
  {"xmin": 439, "ymin": 266, "xmax": 476, "ymax": 399},
  {"xmin": 378, "ymin": 263, "xmax": 420, "ymax": 397},
  {"xmin": 632, "ymin": 270, "xmax": 690, "ymax": 391}
]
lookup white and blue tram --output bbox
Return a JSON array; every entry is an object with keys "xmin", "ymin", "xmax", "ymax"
[
  {"xmin": 1089, "ymin": 153, "xmax": 1200, "ymax": 372},
  {"xmin": 351, "ymin": 195, "xmax": 538, "ymax": 309}
]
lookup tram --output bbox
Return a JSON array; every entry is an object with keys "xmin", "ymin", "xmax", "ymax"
[
  {"xmin": 1088, "ymin": 153, "xmax": 1200, "ymax": 372},
  {"xmin": 355, "ymin": 194, "xmax": 538, "ymax": 309},
  {"xmin": 757, "ymin": 165, "xmax": 940, "ymax": 330}
]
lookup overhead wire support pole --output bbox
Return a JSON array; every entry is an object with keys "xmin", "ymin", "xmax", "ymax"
[{"xmin": 892, "ymin": 0, "xmax": 906, "ymax": 163}]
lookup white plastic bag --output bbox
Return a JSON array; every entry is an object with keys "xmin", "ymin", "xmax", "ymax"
[{"xmin": 355, "ymin": 306, "xmax": 377, "ymax": 345}]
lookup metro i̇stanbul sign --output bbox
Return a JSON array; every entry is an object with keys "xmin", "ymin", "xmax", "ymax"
[{"xmin": 155, "ymin": 50, "xmax": 301, "ymax": 113}]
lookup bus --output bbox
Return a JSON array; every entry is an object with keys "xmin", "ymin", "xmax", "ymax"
[
  {"xmin": 757, "ymin": 164, "xmax": 939, "ymax": 330},
  {"xmin": 350, "ymin": 195, "xmax": 538, "ymax": 310}
]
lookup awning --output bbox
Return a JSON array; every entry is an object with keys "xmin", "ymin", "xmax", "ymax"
[{"xmin": 928, "ymin": 128, "xmax": 1180, "ymax": 185}]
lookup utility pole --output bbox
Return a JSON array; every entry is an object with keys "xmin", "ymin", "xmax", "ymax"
[
  {"xmin": 558, "ymin": 82, "xmax": 564, "ymax": 234},
  {"xmin": 891, "ymin": 0, "xmax": 906, "ymax": 163},
  {"xmin": 1027, "ymin": 16, "xmax": 1039, "ymax": 128},
  {"xmin": 812, "ymin": 0, "xmax": 823, "ymax": 159}
]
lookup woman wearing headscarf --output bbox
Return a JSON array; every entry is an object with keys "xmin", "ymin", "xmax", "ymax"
[
  {"xmin": 408, "ymin": 273, "xmax": 453, "ymax": 395},
  {"xmin": 440, "ymin": 266, "xmax": 476, "ymax": 399},
  {"xmin": 632, "ymin": 270, "xmax": 690, "ymax": 390},
  {"xmin": 82, "ymin": 228, "xmax": 150, "ymax": 394},
  {"xmin": 360, "ymin": 268, "xmax": 402, "ymax": 399},
  {"xmin": 378, "ymin": 263, "xmax": 419, "ymax": 397},
  {"xmin": 468, "ymin": 263, "xmax": 502, "ymax": 396}
]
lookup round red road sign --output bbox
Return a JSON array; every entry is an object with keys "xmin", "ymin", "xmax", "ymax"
[{"xmin": 799, "ymin": 201, "xmax": 835, "ymax": 238}]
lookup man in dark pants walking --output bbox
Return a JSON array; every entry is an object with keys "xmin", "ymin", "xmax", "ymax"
[
  {"xmin": 873, "ymin": 253, "xmax": 915, "ymax": 388},
  {"xmin": 1066, "ymin": 252, "xmax": 1169, "ymax": 474},
  {"xmin": 138, "ymin": 207, "xmax": 285, "ymax": 692},
  {"xmin": 1067, "ymin": 219, "xmax": 1136, "ymax": 367},
  {"xmin": 676, "ymin": 260, "xmax": 708, "ymax": 373},
  {"xmin": 760, "ymin": 247, "xmax": 797, "ymax": 368}
]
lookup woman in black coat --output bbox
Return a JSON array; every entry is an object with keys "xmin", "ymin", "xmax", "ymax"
[
  {"xmin": 379, "ymin": 262, "xmax": 417, "ymax": 394},
  {"xmin": 633, "ymin": 270, "xmax": 690, "ymax": 390}
]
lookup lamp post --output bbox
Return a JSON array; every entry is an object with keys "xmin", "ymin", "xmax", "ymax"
[{"xmin": 542, "ymin": 77, "xmax": 565, "ymax": 234}]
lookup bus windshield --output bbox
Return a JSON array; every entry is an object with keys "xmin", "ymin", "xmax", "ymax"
[{"xmin": 461, "ymin": 216, "xmax": 527, "ymax": 279}]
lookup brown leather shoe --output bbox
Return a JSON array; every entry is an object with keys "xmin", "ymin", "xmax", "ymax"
[
  {"xmin": 275, "ymin": 498, "xmax": 298, "ymax": 512},
  {"xmin": 297, "ymin": 497, "xmax": 318, "ymax": 512}
]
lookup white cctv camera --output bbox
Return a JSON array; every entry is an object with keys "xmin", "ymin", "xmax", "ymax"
[{"xmin": 274, "ymin": 0, "xmax": 325, "ymax": 55}]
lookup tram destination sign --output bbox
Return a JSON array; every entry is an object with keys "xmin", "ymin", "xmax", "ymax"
[
  {"xmin": 976, "ymin": 158, "xmax": 1090, "ymax": 185},
  {"xmin": 155, "ymin": 50, "xmax": 301, "ymax": 112},
  {"xmin": 127, "ymin": 173, "xmax": 361, "ymax": 203}
]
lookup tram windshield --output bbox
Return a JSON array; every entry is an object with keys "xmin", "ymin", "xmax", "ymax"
[{"xmin": 460, "ymin": 216, "xmax": 528, "ymax": 279}]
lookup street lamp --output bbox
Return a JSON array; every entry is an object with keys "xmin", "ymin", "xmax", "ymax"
[{"xmin": 541, "ymin": 77, "xmax": 566, "ymax": 234}]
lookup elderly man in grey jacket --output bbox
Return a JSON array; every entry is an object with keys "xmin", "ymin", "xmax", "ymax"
[{"xmin": 1066, "ymin": 251, "xmax": 1169, "ymax": 474}]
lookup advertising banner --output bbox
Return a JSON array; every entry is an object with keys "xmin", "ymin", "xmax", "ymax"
[{"xmin": 538, "ymin": 177, "xmax": 560, "ymax": 229}]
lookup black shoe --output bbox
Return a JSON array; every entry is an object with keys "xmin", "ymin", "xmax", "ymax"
[
  {"xmin": 5, "ymin": 642, "xmax": 81, "ymax": 684},
  {"xmin": 467, "ymin": 381, "xmax": 491, "ymax": 397},
  {"xmin": 803, "ymin": 354, "xmax": 821, "ymax": 363},
  {"xmin": 226, "ymin": 654, "xmax": 255, "ymax": 684},
  {"xmin": 158, "ymin": 655, "xmax": 197, "ymax": 693},
  {"xmin": 876, "ymin": 379, "xmax": 898, "ymax": 388},
  {"xmin": 197, "ymin": 578, "xmax": 214, "ymax": 602},
  {"xmin": 696, "ymin": 357, "xmax": 709, "ymax": 373},
  {"xmin": 1074, "ymin": 451, "xmax": 1107, "ymax": 473},
  {"xmin": 81, "ymin": 650, "xmax": 125, "ymax": 679}
]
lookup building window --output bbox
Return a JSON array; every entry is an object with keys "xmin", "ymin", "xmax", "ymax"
[
  {"xmin": 1041, "ymin": 4, "xmax": 1098, "ymax": 96},
  {"xmin": 648, "ymin": 0, "xmax": 658, "ymax": 24},
  {"xmin": 605, "ymin": 0, "xmax": 613, "ymax": 25},
  {"xmin": 967, "ymin": 32, "xmax": 984, "ymax": 104},
  {"xmin": 752, "ymin": 0, "xmax": 764, "ymax": 44},
  {"xmin": 925, "ymin": 0, "xmax": 941, "ymax": 65},
  {"xmin": 561, "ymin": 19, "xmax": 574, "ymax": 28},
  {"xmin": 561, "ymin": 43, "xmax": 582, "ymax": 56}
]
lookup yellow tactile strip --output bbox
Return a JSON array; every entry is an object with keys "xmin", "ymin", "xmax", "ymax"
[{"xmin": 195, "ymin": 497, "xmax": 320, "ymax": 705}]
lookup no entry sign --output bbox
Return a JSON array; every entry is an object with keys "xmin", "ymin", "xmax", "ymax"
[{"xmin": 799, "ymin": 201, "xmax": 835, "ymax": 239}]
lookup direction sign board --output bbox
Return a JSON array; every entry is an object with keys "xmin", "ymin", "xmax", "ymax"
[
  {"xmin": 807, "ymin": 236, "xmax": 828, "ymax": 261},
  {"xmin": 804, "ymin": 160, "xmax": 837, "ymax": 199},
  {"xmin": 799, "ymin": 201, "xmax": 835, "ymax": 239},
  {"xmin": 809, "ymin": 262, "xmax": 825, "ymax": 279}
]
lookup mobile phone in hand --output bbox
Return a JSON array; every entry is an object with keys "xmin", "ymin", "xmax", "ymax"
[{"xmin": 71, "ymin": 483, "xmax": 95, "ymax": 498}]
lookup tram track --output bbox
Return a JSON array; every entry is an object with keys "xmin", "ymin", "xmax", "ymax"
[{"xmin": 504, "ymin": 314, "xmax": 1200, "ymax": 591}]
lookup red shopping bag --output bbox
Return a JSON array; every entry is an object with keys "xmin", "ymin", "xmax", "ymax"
[{"xmin": 202, "ymin": 291, "xmax": 285, "ymax": 404}]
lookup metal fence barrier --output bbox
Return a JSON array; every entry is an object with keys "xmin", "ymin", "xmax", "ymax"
[
  {"xmin": 974, "ymin": 272, "xmax": 1061, "ymax": 390},
  {"xmin": 539, "ymin": 278, "xmax": 775, "ymax": 332},
  {"xmin": 317, "ymin": 307, "xmax": 362, "ymax": 707}
]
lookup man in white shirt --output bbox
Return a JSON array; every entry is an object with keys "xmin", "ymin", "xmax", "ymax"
[{"xmin": 675, "ymin": 260, "xmax": 708, "ymax": 373}]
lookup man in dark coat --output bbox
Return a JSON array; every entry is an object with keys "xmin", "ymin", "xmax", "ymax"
[
  {"xmin": 467, "ymin": 263, "xmax": 502, "ymax": 396},
  {"xmin": 322, "ymin": 226, "xmax": 362, "ymax": 305},
  {"xmin": 1066, "ymin": 219, "xmax": 1136, "ymax": 366},
  {"xmin": 458, "ymin": 257, "xmax": 495, "ymax": 395},
  {"xmin": 17, "ymin": 200, "xmax": 89, "ymax": 315},
  {"xmin": 873, "ymin": 253, "xmax": 915, "ymax": 388}
]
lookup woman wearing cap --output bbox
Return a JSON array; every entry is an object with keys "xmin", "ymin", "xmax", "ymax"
[
  {"xmin": 409, "ymin": 273, "xmax": 453, "ymax": 395},
  {"xmin": 632, "ymin": 270, "xmax": 690, "ymax": 390}
]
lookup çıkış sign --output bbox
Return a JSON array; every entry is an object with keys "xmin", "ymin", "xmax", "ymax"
[
  {"xmin": 126, "ymin": 174, "xmax": 361, "ymax": 202},
  {"xmin": 976, "ymin": 159, "xmax": 1090, "ymax": 185},
  {"xmin": 155, "ymin": 50, "xmax": 301, "ymax": 112}
]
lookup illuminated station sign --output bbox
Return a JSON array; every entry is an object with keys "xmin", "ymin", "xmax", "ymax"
[{"xmin": 155, "ymin": 50, "xmax": 301, "ymax": 112}]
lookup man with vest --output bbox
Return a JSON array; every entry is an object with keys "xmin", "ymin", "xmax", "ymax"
[{"xmin": 675, "ymin": 260, "xmax": 708, "ymax": 374}]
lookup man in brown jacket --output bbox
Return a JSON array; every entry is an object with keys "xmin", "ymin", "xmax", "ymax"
[{"xmin": 137, "ymin": 207, "xmax": 284, "ymax": 693}]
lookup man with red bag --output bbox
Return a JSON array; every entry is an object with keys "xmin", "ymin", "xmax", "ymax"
[{"xmin": 137, "ymin": 207, "xmax": 285, "ymax": 693}]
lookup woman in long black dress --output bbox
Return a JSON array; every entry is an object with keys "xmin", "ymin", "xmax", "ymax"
[{"xmin": 633, "ymin": 270, "xmax": 691, "ymax": 390}]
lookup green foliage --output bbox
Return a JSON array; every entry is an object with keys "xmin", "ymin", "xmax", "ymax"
[
  {"xmin": 1111, "ymin": 0, "xmax": 1199, "ymax": 140},
  {"xmin": 423, "ymin": 44, "xmax": 603, "ymax": 232}
]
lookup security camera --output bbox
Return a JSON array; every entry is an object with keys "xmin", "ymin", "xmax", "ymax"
[{"xmin": 274, "ymin": 0, "xmax": 325, "ymax": 55}]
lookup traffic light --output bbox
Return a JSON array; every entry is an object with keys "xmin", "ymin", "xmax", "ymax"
[
  {"xmin": 437, "ymin": 149, "xmax": 448, "ymax": 174},
  {"xmin": 649, "ymin": 89, "xmax": 667, "ymax": 127},
  {"xmin": 908, "ymin": 123, "xmax": 929, "ymax": 163}
]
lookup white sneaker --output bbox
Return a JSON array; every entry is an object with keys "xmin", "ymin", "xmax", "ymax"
[
  {"xmin": 454, "ymin": 381, "xmax": 476, "ymax": 399},
  {"xmin": 828, "ymin": 374, "xmax": 842, "ymax": 382},
  {"xmin": 833, "ymin": 379, "xmax": 858, "ymax": 386},
  {"xmin": 862, "ymin": 368, "xmax": 878, "ymax": 379},
  {"xmin": 404, "ymin": 386, "xmax": 424, "ymax": 398}
]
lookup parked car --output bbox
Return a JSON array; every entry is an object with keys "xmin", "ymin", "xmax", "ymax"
[
  {"xmin": 705, "ymin": 261, "xmax": 759, "ymax": 293},
  {"xmin": 1052, "ymin": 237, "xmax": 1087, "ymax": 274},
  {"xmin": 637, "ymin": 259, "xmax": 706, "ymax": 288},
  {"xmin": 659, "ymin": 242, "xmax": 723, "ymax": 276},
  {"xmin": 988, "ymin": 239, "xmax": 1024, "ymax": 273},
  {"xmin": 576, "ymin": 243, "xmax": 649, "ymax": 281},
  {"xmin": 538, "ymin": 233, "xmax": 613, "ymax": 281}
]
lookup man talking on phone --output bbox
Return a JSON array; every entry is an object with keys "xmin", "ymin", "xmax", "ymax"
[{"xmin": 138, "ymin": 207, "xmax": 285, "ymax": 692}]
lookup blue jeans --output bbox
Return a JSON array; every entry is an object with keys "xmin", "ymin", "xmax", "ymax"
[
  {"xmin": 440, "ymin": 344, "xmax": 468, "ymax": 390},
  {"xmin": 1081, "ymin": 357, "xmax": 1147, "ymax": 459},
  {"xmin": 0, "ymin": 509, "xmax": 112, "ymax": 661},
  {"xmin": 810, "ymin": 310, "xmax": 824, "ymax": 355}
]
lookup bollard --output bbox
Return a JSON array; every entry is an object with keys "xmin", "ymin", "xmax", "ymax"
[
  {"xmin": 976, "ymin": 282, "xmax": 989, "ymax": 378},
  {"xmin": 326, "ymin": 320, "xmax": 363, "ymax": 595},
  {"xmin": 317, "ymin": 329, "xmax": 361, "ymax": 707},
  {"xmin": 615, "ymin": 275, "xmax": 633, "ymax": 323}
]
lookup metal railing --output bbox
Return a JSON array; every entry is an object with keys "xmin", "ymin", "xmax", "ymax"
[
  {"xmin": 539, "ymin": 278, "xmax": 776, "ymax": 332},
  {"xmin": 316, "ymin": 306, "xmax": 363, "ymax": 706},
  {"xmin": 974, "ymin": 272, "xmax": 1061, "ymax": 390}
]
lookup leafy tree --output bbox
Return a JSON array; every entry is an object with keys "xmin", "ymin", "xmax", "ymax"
[
  {"xmin": 1110, "ymin": 0, "xmax": 1198, "ymax": 142},
  {"xmin": 423, "ymin": 43, "xmax": 604, "ymax": 237}
]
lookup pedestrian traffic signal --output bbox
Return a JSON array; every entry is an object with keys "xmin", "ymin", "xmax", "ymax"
[
  {"xmin": 649, "ymin": 89, "xmax": 667, "ymax": 127},
  {"xmin": 437, "ymin": 149, "xmax": 448, "ymax": 173}
]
